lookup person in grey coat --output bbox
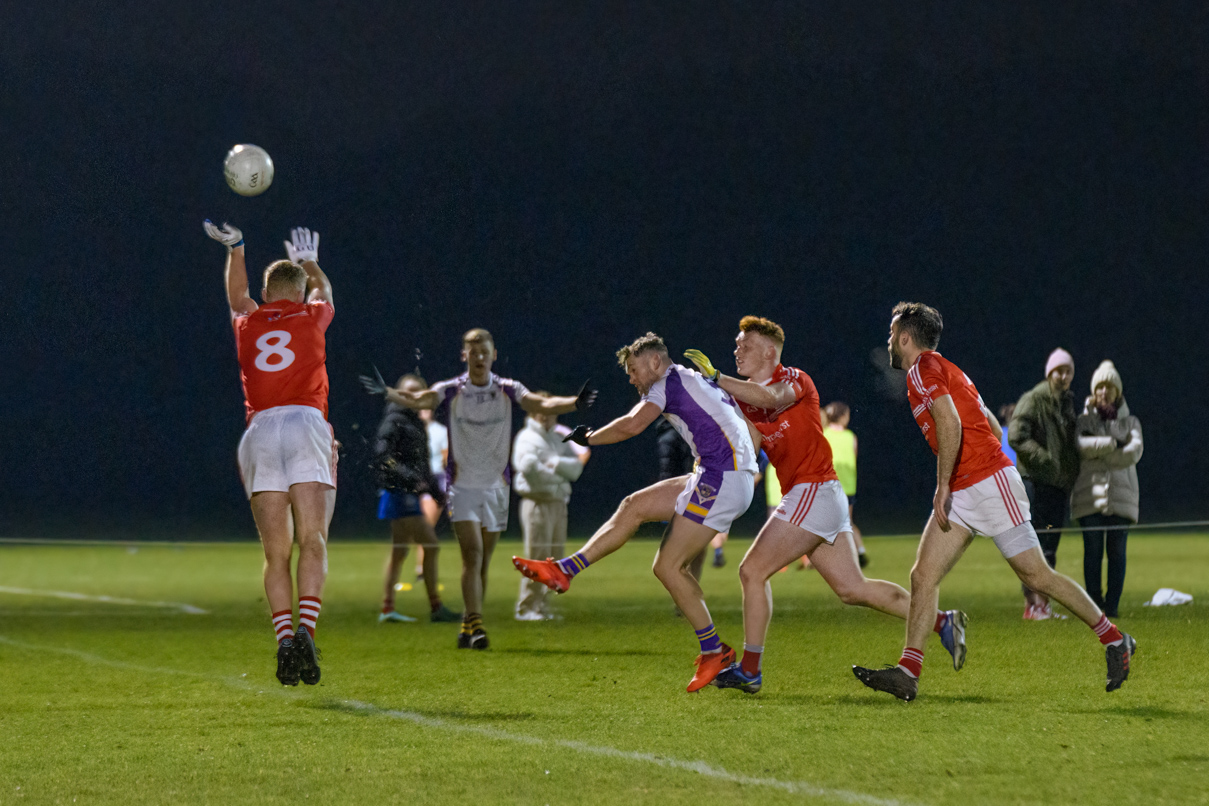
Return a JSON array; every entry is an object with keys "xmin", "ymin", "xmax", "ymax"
[
  {"xmin": 1072, "ymin": 360, "xmax": 1143, "ymax": 618},
  {"xmin": 1009, "ymin": 348, "xmax": 1081, "ymax": 619}
]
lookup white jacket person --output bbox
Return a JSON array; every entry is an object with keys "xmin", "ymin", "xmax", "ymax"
[
  {"xmin": 1071, "ymin": 361, "xmax": 1143, "ymax": 522},
  {"xmin": 513, "ymin": 417, "xmax": 586, "ymax": 502}
]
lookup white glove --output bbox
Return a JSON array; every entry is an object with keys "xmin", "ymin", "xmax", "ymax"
[
  {"xmin": 203, "ymin": 220, "xmax": 243, "ymax": 249},
  {"xmin": 284, "ymin": 227, "xmax": 319, "ymax": 263}
]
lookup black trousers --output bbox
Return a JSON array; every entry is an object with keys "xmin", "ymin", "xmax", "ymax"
[
  {"xmin": 1080, "ymin": 513, "xmax": 1130, "ymax": 617},
  {"xmin": 1022, "ymin": 479, "xmax": 1069, "ymax": 597}
]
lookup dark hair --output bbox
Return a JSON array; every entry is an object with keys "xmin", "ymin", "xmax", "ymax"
[
  {"xmin": 462, "ymin": 328, "xmax": 494, "ymax": 348},
  {"xmin": 616, "ymin": 332, "xmax": 668, "ymax": 367},
  {"xmin": 824, "ymin": 401, "xmax": 849, "ymax": 422},
  {"xmin": 891, "ymin": 302, "xmax": 943, "ymax": 350}
]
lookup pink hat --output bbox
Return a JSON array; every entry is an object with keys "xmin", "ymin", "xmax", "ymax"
[{"xmin": 1045, "ymin": 348, "xmax": 1074, "ymax": 377}]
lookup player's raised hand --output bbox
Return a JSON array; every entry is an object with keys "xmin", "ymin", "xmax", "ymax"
[
  {"xmin": 683, "ymin": 349, "xmax": 719, "ymax": 382},
  {"xmin": 203, "ymin": 220, "xmax": 243, "ymax": 249},
  {"xmin": 575, "ymin": 380, "xmax": 598, "ymax": 412},
  {"xmin": 358, "ymin": 365, "xmax": 388, "ymax": 396},
  {"xmin": 563, "ymin": 425, "xmax": 593, "ymax": 446},
  {"xmin": 284, "ymin": 227, "xmax": 319, "ymax": 264}
]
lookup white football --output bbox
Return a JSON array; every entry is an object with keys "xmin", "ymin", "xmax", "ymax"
[{"xmin": 223, "ymin": 144, "xmax": 274, "ymax": 197}]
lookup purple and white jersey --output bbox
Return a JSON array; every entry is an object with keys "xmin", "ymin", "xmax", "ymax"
[
  {"xmin": 431, "ymin": 373, "xmax": 530, "ymax": 489},
  {"xmin": 643, "ymin": 364, "xmax": 758, "ymax": 475}
]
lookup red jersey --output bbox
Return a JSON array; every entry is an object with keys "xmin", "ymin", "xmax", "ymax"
[
  {"xmin": 738, "ymin": 364, "xmax": 838, "ymax": 488},
  {"xmin": 906, "ymin": 351, "xmax": 1011, "ymax": 491},
  {"xmin": 233, "ymin": 299, "xmax": 334, "ymax": 424}
]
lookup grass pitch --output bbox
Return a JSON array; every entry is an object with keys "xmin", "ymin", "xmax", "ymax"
[{"xmin": 1, "ymin": 533, "xmax": 1207, "ymax": 805}]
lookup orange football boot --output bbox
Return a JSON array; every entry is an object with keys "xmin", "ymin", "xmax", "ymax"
[
  {"xmin": 687, "ymin": 643, "xmax": 736, "ymax": 692},
  {"xmin": 512, "ymin": 556, "xmax": 572, "ymax": 594}
]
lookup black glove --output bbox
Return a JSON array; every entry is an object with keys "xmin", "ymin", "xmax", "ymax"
[
  {"xmin": 563, "ymin": 425, "xmax": 593, "ymax": 446},
  {"xmin": 575, "ymin": 379, "xmax": 598, "ymax": 412},
  {"xmin": 359, "ymin": 365, "xmax": 387, "ymax": 395}
]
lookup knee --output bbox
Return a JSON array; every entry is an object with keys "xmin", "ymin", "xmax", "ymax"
[
  {"xmin": 615, "ymin": 493, "xmax": 647, "ymax": 527},
  {"xmin": 909, "ymin": 566, "xmax": 936, "ymax": 593},
  {"xmin": 651, "ymin": 556, "xmax": 675, "ymax": 583},
  {"xmin": 737, "ymin": 558, "xmax": 764, "ymax": 589},
  {"xmin": 833, "ymin": 582, "xmax": 865, "ymax": 607}
]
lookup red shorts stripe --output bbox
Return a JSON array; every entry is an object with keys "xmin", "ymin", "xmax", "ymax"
[
  {"xmin": 792, "ymin": 484, "xmax": 819, "ymax": 526},
  {"xmin": 992, "ymin": 471, "xmax": 1023, "ymax": 526}
]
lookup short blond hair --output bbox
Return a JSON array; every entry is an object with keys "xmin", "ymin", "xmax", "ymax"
[
  {"xmin": 263, "ymin": 260, "xmax": 307, "ymax": 300},
  {"xmin": 616, "ymin": 332, "xmax": 667, "ymax": 368},
  {"xmin": 739, "ymin": 315, "xmax": 785, "ymax": 348}
]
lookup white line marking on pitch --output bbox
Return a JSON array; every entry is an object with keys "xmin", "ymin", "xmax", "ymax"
[
  {"xmin": 0, "ymin": 586, "xmax": 207, "ymax": 614},
  {"xmin": 0, "ymin": 636, "xmax": 913, "ymax": 806},
  {"xmin": 339, "ymin": 699, "xmax": 913, "ymax": 805}
]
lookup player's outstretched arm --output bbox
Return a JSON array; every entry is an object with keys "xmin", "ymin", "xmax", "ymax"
[
  {"xmin": 359, "ymin": 366, "xmax": 440, "ymax": 410},
  {"xmin": 931, "ymin": 394, "xmax": 963, "ymax": 531},
  {"xmin": 284, "ymin": 227, "xmax": 334, "ymax": 310},
  {"xmin": 204, "ymin": 220, "xmax": 257, "ymax": 317},
  {"xmin": 520, "ymin": 380, "xmax": 597, "ymax": 416},
  {"xmin": 565, "ymin": 400, "xmax": 662, "ymax": 447},
  {"xmin": 683, "ymin": 348, "xmax": 795, "ymax": 410}
]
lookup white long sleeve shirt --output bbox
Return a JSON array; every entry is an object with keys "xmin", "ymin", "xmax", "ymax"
[{"xmin": 512, "ymin": 418, "xmax": 585, "ymax": 502}]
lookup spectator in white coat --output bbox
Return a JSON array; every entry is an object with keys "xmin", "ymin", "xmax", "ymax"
[
  {"xmin": 1072, "ymin": 360, "xmax": 1143, "ymax": 618},
  {"xmin": 513, "ymin": 404, "xmax": 590, "ymax": 620}
]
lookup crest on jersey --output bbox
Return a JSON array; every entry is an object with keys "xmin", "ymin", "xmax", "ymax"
[{"xmin": 695, "ymin": 482, "xmax": 718, "ymax": 502}]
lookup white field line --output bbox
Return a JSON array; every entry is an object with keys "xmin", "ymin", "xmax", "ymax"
[
  {"xmin": 0, "ymin": 635, "xmax": 914, "ymax": 806},
  {"xmin": 0, "ymin": 586, "xmax": 207, "ymax": 614}
]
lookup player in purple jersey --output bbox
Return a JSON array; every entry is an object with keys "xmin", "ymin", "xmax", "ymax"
[{"xmin": 514, "ymin": 333, "xmax": 759, "ymax": 692}]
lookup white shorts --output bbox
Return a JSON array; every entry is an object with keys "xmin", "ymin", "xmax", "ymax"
[
  {"xmin": 237, "ymin": 405, "xmax": 336, "ymax": 499},
  {"xmin": 771, "ymin": 479, "xmax": 852, "ymax": 544},
  {"xmin": 675, "ymin": 468, "xmax": 755, "ymax": 533},
  {"xmin": 447, "ymin": 484, "xmax": 509, "ymax": 532},
  {"xmin": 948, "ymin": 466, "xmax": 1041, "ymax": 559}
]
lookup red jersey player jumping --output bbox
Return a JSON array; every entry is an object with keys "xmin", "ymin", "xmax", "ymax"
[
  {"xmin": 683, "ymin": 316, "xmax": 967, "ymax": 693},
  {"xmin": 204, "ymin": 220, "xmax": 337, "ymax": 687},
  {"xmin": 853, "ymin": 302, "xmax": 1135, "ymax": 701}
]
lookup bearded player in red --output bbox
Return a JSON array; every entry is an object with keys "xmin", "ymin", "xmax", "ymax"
[
  {"xmin": 853, "ymin": 302, "xmax": 1135, "ymax": 701},
  {"xmin": 205, "ymin": 220, "xmax": 336, "ymax": 687},
  {"xmin": 683, "ymin": 317, "xmax": 966, "ymax": 693}
]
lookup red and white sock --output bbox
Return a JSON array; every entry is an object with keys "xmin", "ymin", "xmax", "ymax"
[
  {"xmin": 898, "ymin": 647, "xmax": 924, "ymax": 678},
  {"xmin": 299, "ymin": 596, "xmax": 322, "ymax": 638},
  {"xmin": 272, "ymin": 609, "xmax": 293, "ymax": 643},
  {"xmin": 1092, "ymin": 614, "xmax": 1123, "ymax": 646}
]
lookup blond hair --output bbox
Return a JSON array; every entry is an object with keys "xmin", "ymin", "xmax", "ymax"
[
  {"xmin": 263, "ymin": 260, "xmax": 307, "ymax": 300},
  {"xmin": 462, "ymin": 328, "xmax": 494, "ymax": 349}
]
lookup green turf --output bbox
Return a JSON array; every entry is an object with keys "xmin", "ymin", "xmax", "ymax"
[{"xmin": 1, "ymin": 533, "xmax": 1206, "ymax": 805}]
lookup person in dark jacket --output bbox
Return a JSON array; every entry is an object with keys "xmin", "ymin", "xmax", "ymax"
[
  {"xmin": 374, "ymin": 374, "xmax": 460, "ymax": 624},
  {"xmin": 1008, "ymin": 348, "xmax": 1081, "ymax": 620}
]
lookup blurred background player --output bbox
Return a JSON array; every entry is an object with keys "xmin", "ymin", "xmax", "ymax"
[
  {"xmin": 204, "ymin": 221, "xmax": 335, "ymax": 687},
  {"xmin": 362, "ymin": 328, "xmax": 595, "ymax": 649},
  {"xmin": 413, "ymin": 405, "xmax": 449, "ymax": 579},
  {"xmin": 371, "ymin": 373, "xmax": 460, "ymax": 624},
  {"xmin": 853, "ymin": 303, "xmax": 1133, "ymax": 702},
  {"xmin": 684, "ymin": 318, "xmax": 964, "ymax": 694},
  {"xmin": 512, "ymin": 399, "xmax": 591, "ymax": 620},
  {"xmin": 1008, "ymin": 348, "xmax": 1081, "ymax": 620},
  {"xmin": 823, "ymin": 401, "xmax": 867, "ymax": 567},
  {"xmin": 514, "ymin": 333, "xmax": 758, "ymax": 692},
  {"xmin": 997, "ymin": 404, "xmax": 1018, "ymax": 465}
]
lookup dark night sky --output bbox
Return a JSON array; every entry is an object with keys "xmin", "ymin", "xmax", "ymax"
[{"xmin": 3, "ymin": 3, "xmax": 1207, "ymax": 539}]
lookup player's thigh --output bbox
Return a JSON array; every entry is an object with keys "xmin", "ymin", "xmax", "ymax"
[
  {"xmin": 250, "ymin": 491, "xmax": 294, "ymax": 560},
  {"xmin": 390, "ymin": 515, "xmax": 429, "ymax": 546},
  {"xmin": 913, "ymin": 514, "xmax": 973, "ymax": 584},
  {"xmin": 741, "ymin": 518, "xmax": 823, "ymax": 582},
  {"xmin": 481, "ymin": 529, "xmax": 501, "ymax": 560},
  {"xmin": 289, "ymin": 481, "xmax": 335, "ymax": 539},
  {"xmin": 1003, "ymin": 545, "xmax": 1055, "ymax": 587},
  {"xmin": 453, "ymin": 520, "xmax": 492, "ymax": 568},
  {"xmin": 621, "ymin": 475, "xmax": 688, "ymax": 523},
  {"xmin": 808, "ymin": 532, "xmax": 866, "ymax": 591},
  {"xmin": 655, "ymin": 515, "xmax": 718, "ymax": 570}
]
